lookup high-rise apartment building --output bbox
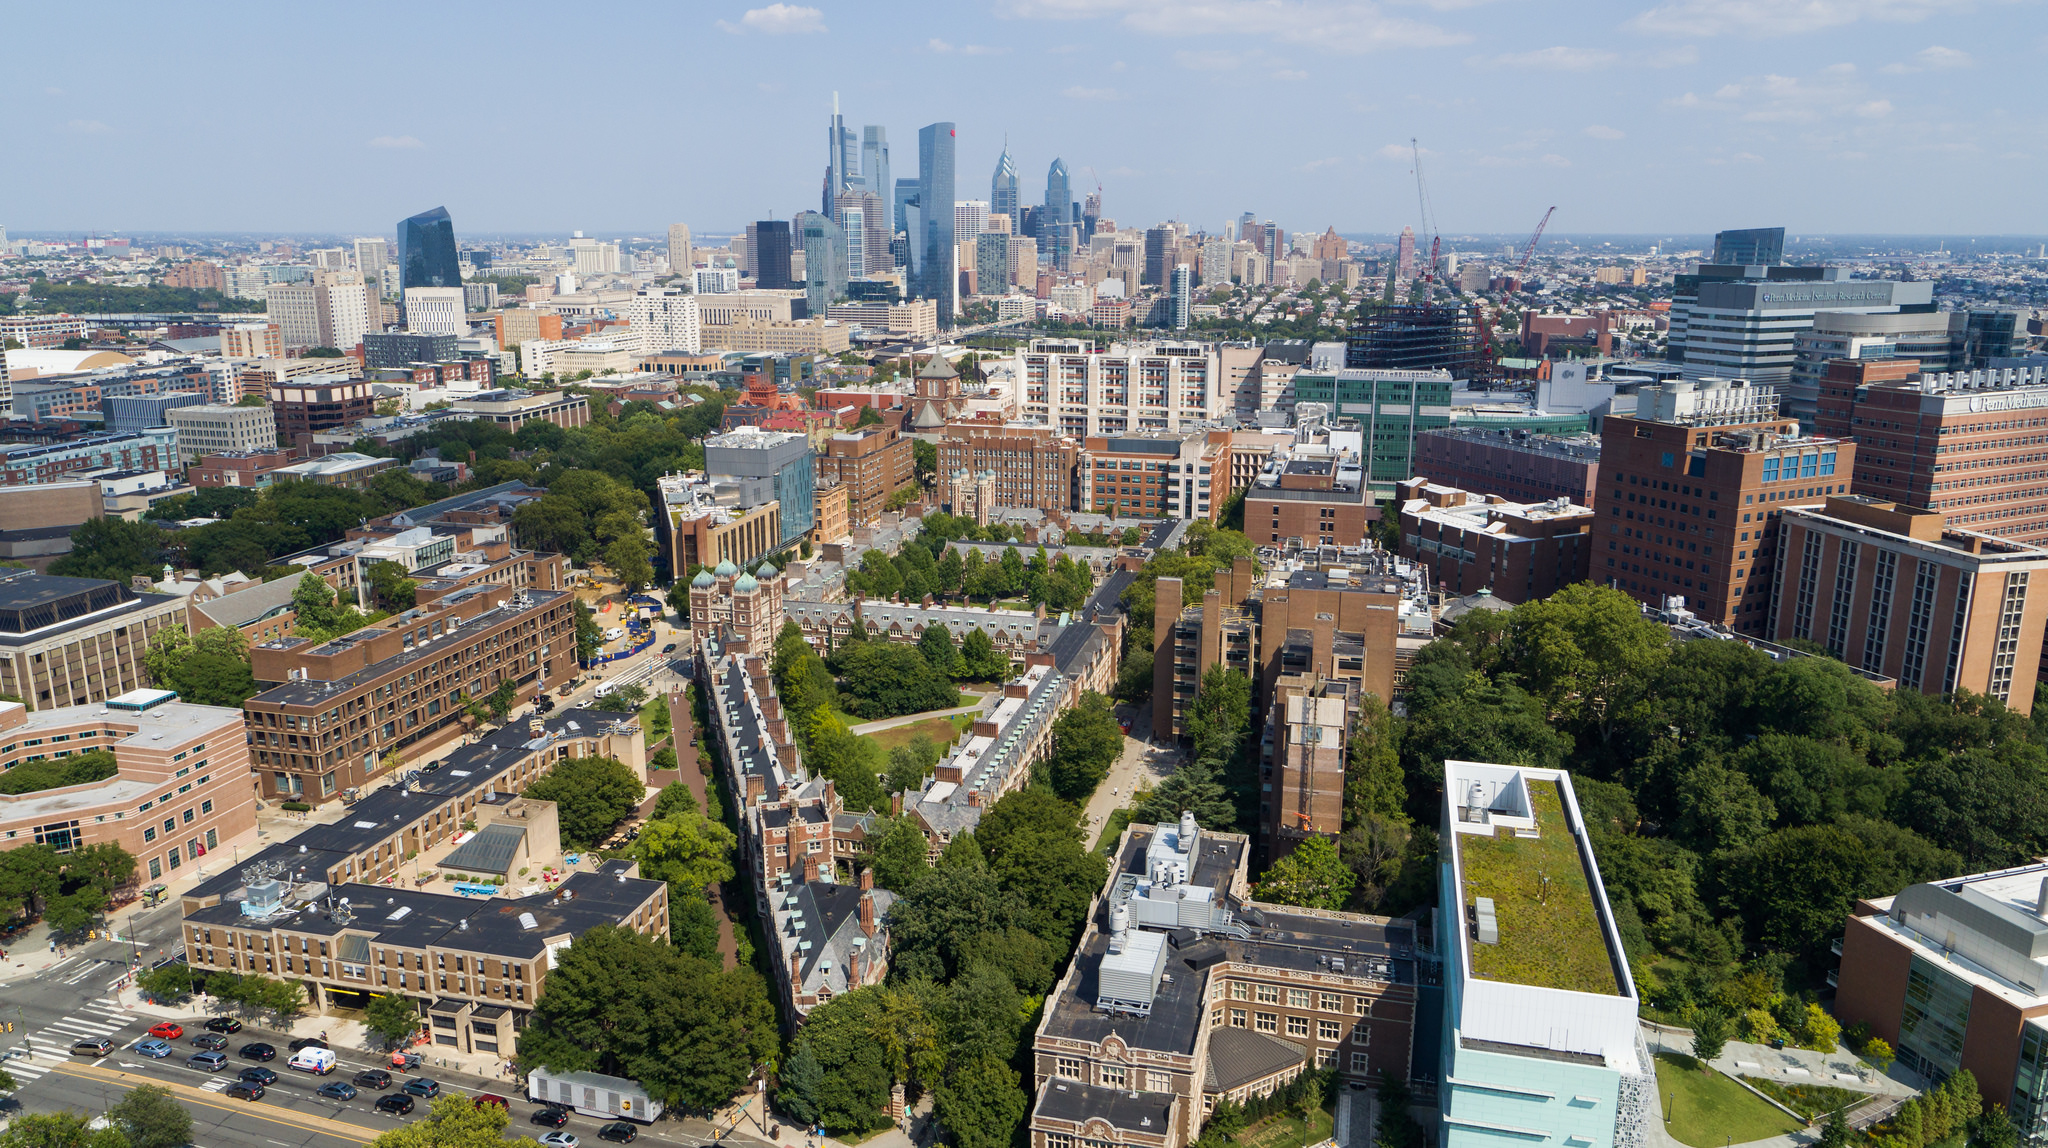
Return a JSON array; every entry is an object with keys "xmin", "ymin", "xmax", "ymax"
[
  {"xmin": 1017, "ymin": 338, "xmax": 1223, "ymax": 437},
  {"xmin": 836, "ymin": 191, "xmax": 887, "ymax": 277},
  {"xmin": 1171, "ymin": 264, "xmax": 1192, "ymax": 331},
  {"xmin": 362, "ymin": 332, "xmax": 459, "ymax": 371},
  {"xmin": 754, "ymin": 221, "xmax": 796, "ymax": 291},
  {"xmin": 798, "ymin": 212, "xmax": 847, "ymax": 316},
  {"xmin": 1711, "ymin": 226, "xmax": 1785, "ymax": 266},
  {"xmin": 917, "ymin": 122, "xmax": 957, "ymax": 326},
  {"xmin": 1142, "ymin": 227, "xmax": 1171, "ymax": 287},
  {"xmin": 667, "ymin": 224, "xmax": 693, "ymax": 276},
  {"xmin": 820, "ymin": 425, "xmax": 915, "ymax": 527},
  {"xmin": 397, "ymin": 206, "xmax": 460, "ymax": 290},
  {"xmin": 935, "ymin": 422, "xmax": 1079, "ymax": 513},
  {"xmin": 353, "ymin": 237, "xmax": 390, "ymax": 288},
  {"xmin": 403, "ymin": 287, "xmax": 467, "ymax": 336},
  {"xmin": 954, "ymin": 199, "xmax": 989, "ymax": 243},
  {"xmin": 1080, "ymin": 428, "xmax": 1235, "ymax": 523},
  {"xmin": 1598, "ymin": 378, "xmax": 1857, "ymax": 634},
  {"xmin": 975, "ymin": 233, "xmax": 1011, "ymax": 294},
  {"xmin": 1042, "ymin": 160, "xmax": 1072, "ymax": 270},
  {"xmin": 1768, "ymin": 495, "xmax": 2048, "ymax": 710},
  {"xmin": 1395, "ymin": 226, "xmax": 1417, "ymax": 280},
  {"xmin": 1816, "ymin": 364, "xmax": 2048, "ymax": 543},
  {"xmin": 990, "ymin": 146, "xmax": 1018, "ymax": 229},
  {"xmin": 1200, "ymin": 239, "xmax": 1231, "ymax": 288},
  {"xmin": 264, "ymin": 271, "xmax": 373, "ymax": 354},
  {"xmin": 625, "ymin": 286, "xmax": 702, "ymax": 355},
  {"xmin": 220, "ymin": 322, "xmax": 281, "ymax": 360}
]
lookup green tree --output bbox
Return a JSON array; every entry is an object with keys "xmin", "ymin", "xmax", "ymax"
[
  {"xmin": 524, "ymin": 756, "xmax": 647, "ymax": 849},
  {"xmin": 0, "ymin": 1111, "xmax": 129, "ymax": 1148},
  {"xmin": 1254, "ymin": 837, "xmax": 1355, "ymax": 910},
  {"xmin": 606, "ymin": 534, "xmax": 654, "ymax": 592},
  {"xmin": 805, "ymin": 707, "xmax": 886, "ymax": 813},
  {"xmin": 290, "ymin": 571, "xmax": 342, "ymax": 634},
  {"xmin": 631, "ymin": 810, "xmax": 737, "ymax": 894},
  {"xmin": 371, "ymin": 1093, "xmax": 546, "ymax": 1148},
  {"xmin": 572, "ymin": 599, "xmax": 603, "ymax": 663},
  {"xmin": 1045, "ymin": 691, "xmax": 1122, "ymax": 802},
  {"xmin": 136, "ymin": 961, "xmax": 194, "ymax": 1002},
  {"xmin": 870, "ymin": 818, "xmax": 932, "ymax": 893},
  {"xmin": 366, "ymin": 560, "xmax": 418, "ymax": 610},
  {"xmin": 651, "ymin": 781, "xmax": 699, "ymax": 820},
  {"xmin": 957, "ymin": 626, "xmax": 1009, "ymax": 682},
  {"xmin": 671, "ymin": 891, "xmax": 724, "ymax": 962},
  {"xmin": 1342, "ymin": 694, "xmax": 1404, "ymax": 825},
  {"xmin": 918, "ymin": 625, "xmax": 961, "ymax": 678},
  {"xmin": 364, "ymin": 991, "xmax": 422, "ymax": 1048},
  {"xmin": 934, "ymin": 1053, "xmax": 1026, "ymax": 1148},
  {"xmin": 835, "ymin": 642, "xmax": 962, "ymax": 718},
  {"xmin": 49, "ymin": 517, "xmax": 165, "ymax": 583},
  {"xmin": 1691, "ymin": 1008, "xmax": 1730, "ymax": 1063},
  {"xmin": 1130, "ymin": 756, "xmax": 1235, "ymax": 831}
]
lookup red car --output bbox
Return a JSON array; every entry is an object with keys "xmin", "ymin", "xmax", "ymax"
[
  {"xmin": 475, "ymin": 1095, "xmax": 510, "ymax": 1110},
  {"xmin": 148, "ymin": 1023, "xmax": 184, "ymax": 1040}
]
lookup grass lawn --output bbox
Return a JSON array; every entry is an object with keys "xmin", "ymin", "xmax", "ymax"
[
  {"xmin": 1238, "ymin": 1104, "xmax": 1335, "ymax": 1148},
  {"xmin": 638, "ymin": 696, "xmax": 671, "ymax": 747},
  {"xmin": 989, "ymin": 598, "xmax": 1033, "ymax": 611},
  {"xmin": 1655, "ymin": 1053, "xmax": 1802, "ymax": 1147},
  {"xmin": 867, "ymin": 714, "xmax": 972, "ymax": 755},
  {"xmin": 1741, "ymin": 1077, "xmax": 1866, "ymax": 1120}
]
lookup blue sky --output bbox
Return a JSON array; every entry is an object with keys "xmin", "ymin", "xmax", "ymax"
[{"xmin": 11, "ymin": 0, "xmax": 2044, "ymax": 239}]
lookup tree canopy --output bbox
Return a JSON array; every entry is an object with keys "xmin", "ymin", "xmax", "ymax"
[{"xmin": 523, "ymin": 756, "xmax": 646, "ymax": 850}]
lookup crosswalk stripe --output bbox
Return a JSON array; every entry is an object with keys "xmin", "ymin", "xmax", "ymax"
[{"xmin": 49, "ymin": 1021, "xmax": 118, "ymax": 1036}]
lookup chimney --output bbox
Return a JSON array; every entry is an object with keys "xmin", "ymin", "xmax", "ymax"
[
  {"xmin": 2035, "ymin": 877, "xmax": 2048, "ymax": 921},
  {"xmin": 860, "ymin": 889, "xmax": 877, "ymax": 937},
  {"xmin": 790, "ymin": 951, "xmax": 802, "ymax": 986},
  {"xmin": 760, "ymin": 695, "xmax": 781, "ymax": 722},
  {"xmin": 860, "ymin": 865, "xmax": 874, "ymax": 892},
  {"xmin": 968, "ymin": 789, "xmax": 983, "ymax": 808},
  {"xmin": 890, "ymin": 791, "xmax": 904, "ymax": 815},
  {"xmin": 766, "ymin": 718, "xmax": 789, "ymax": 746}
]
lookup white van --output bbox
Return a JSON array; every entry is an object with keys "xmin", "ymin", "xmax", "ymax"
[
  {"xmin": 288, "ymin": 1048, "xmax": 336, "ymax": 1075},
  {"xmin": 605, "ymin": 628, "xmax": 624, "ymax": 642}
]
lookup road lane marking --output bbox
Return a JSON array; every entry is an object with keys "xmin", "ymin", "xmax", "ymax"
[{"xmin": 50, "ymin": 1062, "xmax": 374, "ymax": 1142}]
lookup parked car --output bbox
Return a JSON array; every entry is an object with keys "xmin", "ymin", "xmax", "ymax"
[
  {"xmin": 134, "ymin": 1038, "xmax": 173, "ymax": 1059},
  {"xmin": 204, "ymin": 1017, "xmax": 242, "ymax": 1034},
  {"xmin": 475, "ymin": 1095, "xmax": 510, "ymax": 1110},
  {"xmin": 530, "ymin": 1107, "xmax": 570, "ymax": 1129},
  {"xmin": 147, "ymin": 1022, "xmax": 184, "ymax": 1040},
  {"xmin": 318, "ymin": 1082, "xmax": 359, "ymax": 1101},
  {"xmin": 598, "ymin": 1123, "xmax": 639, "ymax": 1143},
  {"xmin": 354, "ymin": 1069, "xmax": 394, "ymax": 1090},
  {"xmin": 541, "ymin": 1134, "xmax": 580, "ymax": 1148},
  {"xmin": 376, "ymin": 1094, "xmax": 416, "ymax": 1116},
  {"xmin": 187, "ymin": 1051, "xmax": 228, "ymax": 1071},
  {"xmin": 223, "ymin": 1081, "xmax": 265, "ymax": 1102},
  {"xmin": 70, "ymin": 1039, "xmax": 112, "ymax": 1058},
  {"xmin": 402, "ymin": 1078, "xmax": 441, "ymax": 1099},
  {"xmin": 239, "ymin": 1042, "xmax": 276, "ymax": 1061},
  {"xmin": 239, "ymin": 1067, "xmax": 278, "ymax": 1086},
  {"xmin": 289, "ymin": 1037, "xmax": 329, "ymax": 1052},
  {"xmin": 190, "ymin": 1033, "xmax": 228, "ymax": 1051}
]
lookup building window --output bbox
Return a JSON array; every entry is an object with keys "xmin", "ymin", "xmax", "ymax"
[
  {"xmin": 1255, "ymin": 1013, "xmax": 1278, "ymax": 1033},
  {"xmin": 1229, "ymin": 1008, "xmax": 1247, "ymax": 1028},
  {"xmin": 1319, "ymin": 1020, "xmax": 1342, "ymax": 1042},
  {"xmin": 1354, "ymin": 997, "xmax": 1369, "ymax": 1016},
  {"xmin": 1287, "ymin": 989, "xmax": 1311, "ymax": 1009},
  {"xmin": 1315, "ymin": 1049, "xmax": 1335, "ymax": 1068},
  {"xmin": 1100, "ymin": 1064, "xmax": 1126, "ymax": 1088},
  {"xmin": 1255, "ymin": 984, "xmax": 1279, "ymax": 1004},
  {"xmin": 1231, "ymin": 982, "xmax": 1250, "ymax": 1001},
  {"xmin": 1350, "ymin": 1052, "xmax": 1370, "ymax": 1073},
  {"xmin": 1056, "ymin": 1057, "xmax": 1084, "ymax": 1080},
  {"xmin": 149, "ymin": 857, "xmax": 162, "ymax": 879},
  {"xmin": 1319, "ymin": 993, "xmax": 1341, "ymax": 1012},
  {"xmin": 1286, "ymin": 1016, "xmax": 1310, "ymax": 1037}
]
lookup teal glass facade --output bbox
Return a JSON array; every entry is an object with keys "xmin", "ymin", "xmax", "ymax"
[
  {"xmin": 1289, "ymin": 370, "xmax": 1453, "ymax": 496},
  {"xmin": 397, "ymin": 206, "xmax": 460, "ymax": 290},
  {"xmin": 1898, "ymin": 956, "xmax": 1973, "ymax": 1080}
]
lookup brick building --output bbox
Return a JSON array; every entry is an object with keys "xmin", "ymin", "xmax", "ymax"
[
  {"xmin": 1081, "ymin": 429, "xmax": 1235, "ymax": 523},
  {"xmin": 819, "ymin": 425, "xmax": 915, "ymax": 527},
  {"xmin": 1599, "ymin": 378, "xmax": 1857, "ymax": 635},
  {"xmin": 1264, "ymin": 673, "xmax": 1358, "ymax": 858},
  {"xmin": 243, "ymin": 584, "xmax": 577, "ymax": 803},
  {"xmin": 1412, "ymin": 427, "xmax": 1601, "ymax": 506},
  {"xmin": 0, "ymin": 571, "xmax": 189, "ymax": 711},
  {"xmin": 935, "ymin": 422, "xmax": 1080, "ymax": 514},
  {"xmin": 1243, "ymin": 456, "xmax": 1375, "ymax": 548},
  {"xmin": 269, "ymin": 374, "xmax": 377, "ymax": 450},
  {"xmin": 1398, "ymin": 479, "xmax": 1596, "ymax": 602},
  {"xmin": 1768, "ymin": 495, "xmax": 2048, "ymax": 712}
]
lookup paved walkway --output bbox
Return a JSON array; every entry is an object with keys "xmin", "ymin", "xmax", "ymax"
[
  {"xmin": 1639, "ymin": 1021, "xmax": 1923, "ymax": 1148},
  {"xmin": 1084, "ymin": 700, "xmax": 1172, "ymax": 849},
  {"xmin": 848, "ymin": 701, "xmax": 987, "ymax": 736}
]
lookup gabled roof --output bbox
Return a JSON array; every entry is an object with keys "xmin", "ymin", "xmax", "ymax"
[{"xmin": 192, "ymin": 574, "xmax": 301, "ymax": 630}]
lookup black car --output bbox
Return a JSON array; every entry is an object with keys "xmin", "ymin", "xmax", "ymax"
[
  {"xmin": 189, "ymin": 1033, "xmax": 228, "ymax": 1051},
  {"xmin": 239, "ymin": 1067, "xmax": 278, "ymax": 1086},
  {"xmin": 203, "ymin": 1017, "xmax": 242, "ymax": 1034},
  {"xmin": 599, "ymin": 1123, "xmax": 639, "ymax": 1143},
  {"xmin": 661, "ymin": 644, "xmax": 677, "ymax": 654},
  {"xmin": 289, "ymin": 1037, "xmax": 329, "ymax": 1052},
  {"xmin": 239, "ymin": 1042, "xmax": 276, "ymax": 1061},
  {"xmin": 223, "ymin": 1081, "xmax": 265, "ymax": 1102},
  {"xmin": 531, "ymin": 1107, "xmax": 570, "ymax": 1128},
  {"xmin": 354, "ymin": 1070, "xmax": 393, "ymax": 1090},
  {"xmin": 376, "ymin": 1094, "xmax": 415, "ymax": 1116},
  {"xmin": 317, "ymin": 1082, "xmax": 359, "ymax": 1101}
]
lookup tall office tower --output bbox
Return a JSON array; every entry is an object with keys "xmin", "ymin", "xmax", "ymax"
[
  {"xmin": 894, "ymin": 178, "xmax": 920, "ymax": 238},
  {"xmin": 990, "ymin": 145, "xmax": 1019, "ymax": 228},
  {"xmin": 1961, "ymin": 307, "xmax": 2020, "ymax": 369},
  {"xmin": 861, "ymin": 126, "xmax": 890, "ymax": 198},
  {"xmin": 1042, "ymin": 159, "xmax": 1073, "ymax": 270},
  {"xmin": 354, "ymin": 237, "xmax": 390, "ymax": 285},
  {"xmin": 917, "ymin": 122, "xmax": 957, "ymax": 326},
  {"xmin": 667, "ymin": 224, "xmax": 693, "ymax": 278},
  {"xmin": 1396, "ymin": 226, "xmax": 1417, "ymax": 280},
  {"xmin": 856, "ymin": 193, "xmax": 890, "ymax": 275},
  {"xmin": 744, "ymin": 222, "xmax": 761, "ymax": 279},
  {"xmin": 825, "ymin": 93, "xmax": 849, "ymax": 215},
  {"xmin": 754, "ymin": 221, "xmax": 796, "ymax": 290},
  {"xmin": 1171, "ymin": 264, "xmax": 1192, "ymax": 330},
  {"xmin": 955, "ymin": 200, "xmax": 990, "ymax": 241},
  {"xmin": 1201, "ymin": 239, "xmax": 1231, "ymax": 288},
  {"xmin": 397, "ymin": 206, "xmax": 460, "ymax": 290},
  {"xmin": 1711, "ymin": 226, "xmax": 1785, "ymax": 267},
  {"xmin": 625, "ymin": 285, "xmax": 702, "ymax": 354},
  {"xmin": 976, "ymin": 232, "xmax": 1011, "ymax": 293},
  {"xmin": 1082, "ymin": 189, "xmax": 1101, "ymax": 240},
  {"xmin": 1143, "ymin": 227, "xmax": 1171, "ymax": 287},
  {"xmin": 833, "ymin": 193, "xmax": 870, "ymax": 282},
  {"xmin": 1239, "ymin": 211, "xmax": 1257, "ymax": 240}
]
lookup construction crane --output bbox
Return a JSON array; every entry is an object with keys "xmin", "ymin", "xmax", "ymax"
[
  {"xmin": 1515, "ymin": 206, "xmax": 1556, "ymax": 285},
  {"xmin": 1410, "ymin": 138, "xmax": 1439, "ymax": 303}
]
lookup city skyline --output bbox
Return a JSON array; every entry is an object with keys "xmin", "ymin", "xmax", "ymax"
[{"xmin": 8, "ymin": 0, "xmax": 2045, "ymax": 235}]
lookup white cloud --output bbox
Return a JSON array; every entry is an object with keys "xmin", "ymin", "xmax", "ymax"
[
  {"xmin": 719, "ymin": 4, "xmax": 826, "ymax": 34},
  {"xmin": 1001, "ymin": 0, "xmax": 1468, "ymax": 54},
  {"xmin": 1882, "ymin": 44, "xmax": 1974, "ymax": 71},
  {"xmin": 1583, "ymin": 124, "xmax": 1626, "ymax": 139},
  {"xmin": 1540, "ymin": 153, "xmax": 1571, "ymax": 167},
  {"xmin": 1471, "ymin": 45, "xmax": 1616, "ymax": 70},
  {"xmin": 1645, "ymin": 44, "xmax": 1700, "ymax": 66},
  {"xmin": 1274, "ymin": 68, "xmax": 1309, "ymax": 80},
  {"xmin": 1300, "ymin": 156, "xmax": 1345, "ymax": 171},
  {"xmin": 368, "ymin": 135, "xmax": 424, "ymax": 149},
  {"xmin": 1062, "ymin": 85, "xmax": 1122, "ymax": 100},
  {"xmin": 928, "ymin": 37, "xmax": 1003, "ymax": 54},
  {"xmin": 1668, "ymin": 65, "xmax": 1894, "ymax": 123},
  {"xmin": 67, "ymin": 119, "xmax": 110, "ymax": 134},
  {"xmin": 1631, "ymin": 0, "xmax": 1970, "ymax": 38},
  {"xmin": 1174, "ymin": 49, "xmax": 1241, "ymax": 70}
]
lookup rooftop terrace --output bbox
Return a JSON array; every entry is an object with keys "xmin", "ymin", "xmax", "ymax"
[{"xmin": 1457, "ymin": 778, "xmax": 1620, "ymax": 997}]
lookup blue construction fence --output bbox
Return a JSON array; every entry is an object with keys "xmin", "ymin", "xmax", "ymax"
[{"xmin": 582, "ymin": 594, "xmax": 666, "ymax": 668}]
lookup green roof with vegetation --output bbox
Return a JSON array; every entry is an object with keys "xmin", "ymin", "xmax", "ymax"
[{"xmin": 1459, "ymin": 779, "xmax": 1622, "ymax": 996}]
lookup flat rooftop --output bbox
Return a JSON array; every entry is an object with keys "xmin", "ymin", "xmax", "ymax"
[{"xmin": 1457, "ymin": 778, "xmax": 1621, "ymax": 996}]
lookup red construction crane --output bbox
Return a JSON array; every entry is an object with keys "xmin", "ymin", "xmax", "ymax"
[{"xmin": 1516, "ymin": 206, "xmax": 1556, "ymax": 283}]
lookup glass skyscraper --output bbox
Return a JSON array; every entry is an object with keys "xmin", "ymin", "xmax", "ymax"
[
  {"xmin": 917, "ymin": 122, "xmax": 956, "ymax": 327},
  {"xmin": 991, "ymin": 145, "xmax": 1019, "ymax": 227},
  {"xmin": 862, "ymin": 126, "xmax": 890, "ymax": 200},
  {"xmin": 397, "ymin": 206, "xmax": 460, "ymax": 290},
  {"xmin": 1043, "ymin": 159, "xmax": 1072, "ymax": 270},
  {"xmin": 798, "ymin": 211, "xmax": 846, "ymax": 315},
  {"xmin": 754, "ymin": 220, "xmax": 795, "ymax": 291},
  {"xmin": 1710, "ymin": 226, "xmax": 1785, "ymax": 266}
]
